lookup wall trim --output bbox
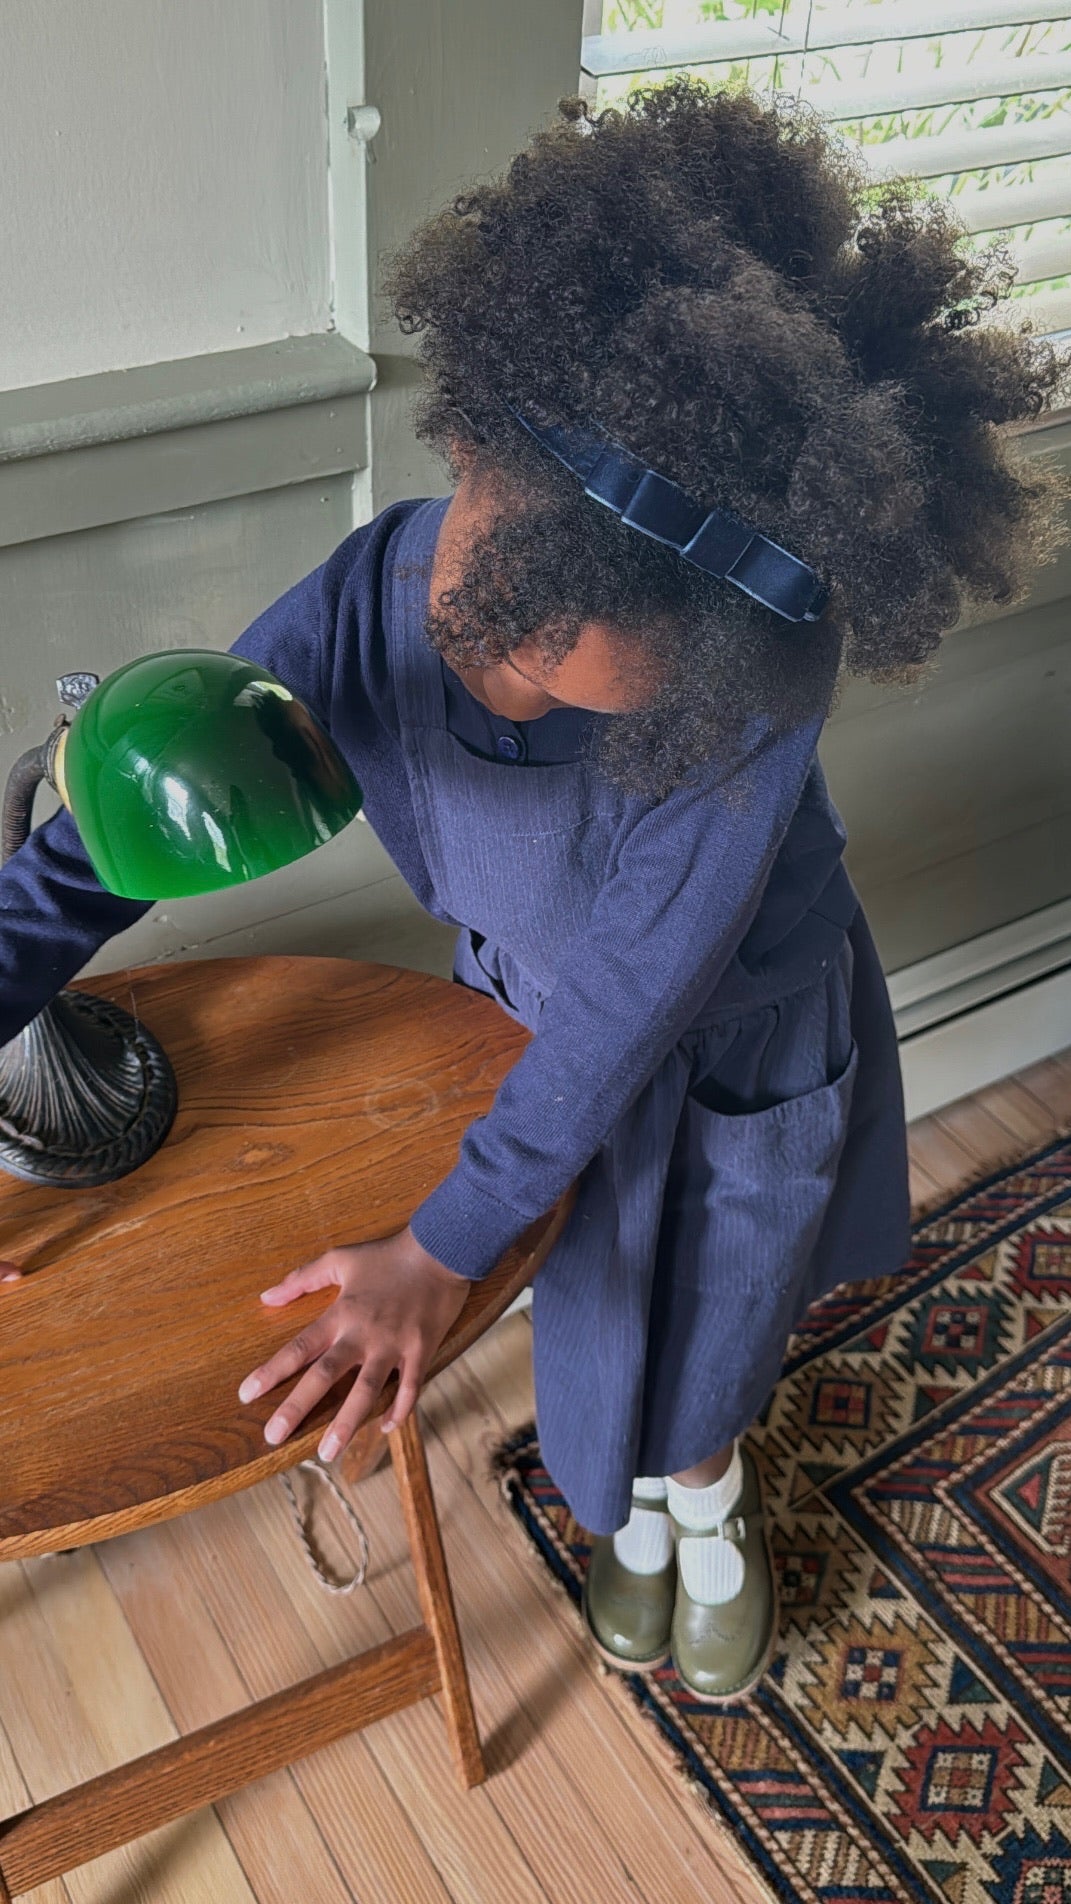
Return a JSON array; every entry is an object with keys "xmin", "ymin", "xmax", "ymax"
[
  {"xmin": 0, "ymin": 332, "xmax": 374, "ymax": 547},
  {"xmin": 888, "ymin": 897, "xmax": 1071, "ymax": 1040},
  {"xmin": 0, "ymin": 333, "xmax": 375, "ymax": 462},
  {"xmin": 899, "ymin": 965, "xmax": 1071, "ymax": 1121},
  {"xmin": 889, "ymin": 900, "xmax": 1071, "ymax": 1116}
]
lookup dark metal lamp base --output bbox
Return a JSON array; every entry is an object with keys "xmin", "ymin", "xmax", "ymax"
[{"xmin": 0, "ymin": 991, "xmax": 177, "ymax": 1188}]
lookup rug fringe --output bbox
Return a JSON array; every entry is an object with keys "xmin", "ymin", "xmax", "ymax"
[
  {"xmin": 489, "ymin": 1420, "xmax": 538, "ymax": 1477},
  {"xmin": 488, "ymin": 1419, "xmax": 540, "ymax": 1509},
  {"xmin": 488, "ymin": 1429, "xmax": 587, "ymax": 1610}
]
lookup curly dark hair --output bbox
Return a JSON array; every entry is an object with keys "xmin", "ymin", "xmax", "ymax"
[{"xmin": 385, "ymin": 78, "xmax": 1068, "ymax": 795}]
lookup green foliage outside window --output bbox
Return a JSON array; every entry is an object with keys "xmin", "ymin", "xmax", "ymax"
[{"xmin": 595, "ymin": 3, "xmax": 1071, "ymax": 325}]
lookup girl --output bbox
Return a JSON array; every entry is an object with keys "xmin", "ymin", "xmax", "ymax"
[{"xmin": 1, "ymin": 82, "xmax": 1064, "ymax": 1701}]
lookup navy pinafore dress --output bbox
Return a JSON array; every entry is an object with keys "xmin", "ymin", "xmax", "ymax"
[{"xmin": 389, "ymin": 501, "xmax": 910, "ymax": 1535}]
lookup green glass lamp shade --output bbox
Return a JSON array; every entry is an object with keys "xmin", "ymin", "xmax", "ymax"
[{"xmin": 61, "ymin": 651, "xmax": 362, "ymax": 899}]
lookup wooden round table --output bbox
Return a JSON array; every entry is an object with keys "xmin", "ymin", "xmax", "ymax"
[{"xmin": 0, "ymin": 957, "xmax": 568, "ymax": 1901}]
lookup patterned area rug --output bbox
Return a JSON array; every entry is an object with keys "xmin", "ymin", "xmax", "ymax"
[{"xmin": 496, "ymin": 1139, "xmax": 1071, "ymax": 1904}]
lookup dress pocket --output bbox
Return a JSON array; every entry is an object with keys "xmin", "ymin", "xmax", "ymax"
[
  {"xmin": 668, "ymin": 1041, "xmax": 860, "ymax": 1305},
  {"xmin": 645, "ymin": 1040, "xmax": 861, "ymax": 1436},
  {"xmin": 689, "ymin": 1039, "xmax": 858, "ymax": 1179}
]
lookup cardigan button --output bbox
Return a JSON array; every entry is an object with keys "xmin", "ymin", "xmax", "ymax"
[{"xmin": 496, "ymin": 734, "xmax": 523, "ymax": 762}]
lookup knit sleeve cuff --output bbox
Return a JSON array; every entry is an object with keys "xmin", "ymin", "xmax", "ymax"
[{"xmin": 409, "ymin": 1167, "xmax": 535, "ymax": 1281}]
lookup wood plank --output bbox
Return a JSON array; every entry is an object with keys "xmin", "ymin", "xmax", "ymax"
[
  {"xmin": 909, "ymin": 1156, "xmax": 945, "ymax": 1215},
  {"xmin": 932, "ymin": 1099, "xmax": 1029, "ymax": 1171},
  {"xmin": 0, "ymin": 1628, "xmax": 436, "ymax": 1898},
  {"xmin": 906, "ymin": 1116, "xmax": 981, "ymax": 1200},
  {"xmin": 95, "ymin": 1529, "xmax": 363, "ymax": 1904},
  {"xmin": 1053, "ymin": 1048, "xmax": 1071, "ymax": 1087},
  {"xmin": 910, "ymin": 1056, "xmax": 1069, "ymax": 1196},
  {"xmin": 1018, "ymin": 1054, "xmax": 1071, "ymax": 1125},
  {"xmin": 0, "ymin": 1553, "xmax": 253, "ymax": 1904},
  {"xmin": 325, "ymin": 1671, "xmax": 548, "ymax": 1904},
  {"xmin": 973, "ymin": 1075, "xmax": 1060, "ymax": 1149}
]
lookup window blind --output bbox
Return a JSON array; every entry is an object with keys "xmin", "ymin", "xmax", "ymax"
[{"xmin": 583, "ymin": 1, "xmax": 1071, "ymax": 336}]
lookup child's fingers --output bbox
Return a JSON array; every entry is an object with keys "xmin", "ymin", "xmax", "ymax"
[
  {"xmin": 0, "ymin": 1262, "xmax": 21, "ymax": 1284},
  {"xmin": 317, "ymin": 1360, "xmax": 396, "ymax": 1462},
  {"xmin": 379, "ymin": 1355, "xmax": 424, "ymax": 1436},
  {"xmin": 238, "ymin": 1313, "xmax": 334, "ymax": 1406},
  {"xmin": 259, "ymin": 1253, "xmax": 340, "ymax": 1305},
  {"xmin": 263, "ymin": 1345, "xmax": 374, "ymax": 1448}
]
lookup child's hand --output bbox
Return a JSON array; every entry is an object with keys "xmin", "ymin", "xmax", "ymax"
[{"xmin": 238, "ymin": 1228, "xmax": 470, "ymax": 1462}]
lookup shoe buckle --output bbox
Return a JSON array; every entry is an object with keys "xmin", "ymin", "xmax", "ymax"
[{"xmin": 718, "ymin": 1514, "xmax": 748, "ymax": 1543}]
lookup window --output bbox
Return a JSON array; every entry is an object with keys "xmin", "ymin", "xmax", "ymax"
[{"xmin": 582, "ymin": 1, "xmax": 1071, "ymax": 338}]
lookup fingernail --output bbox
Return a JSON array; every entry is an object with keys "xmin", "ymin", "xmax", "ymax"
[
  {"xmin": 319, "ymin": 1432, "xmax": 341, "ymax": 1462},
  {"xmin": 381, "ymin": 1419, "xmax": 396, "ymax": 1435},
  {"xmin": 264, "ymin": 1417, "xmax": 287, "ymax": 1445},
  {"xmin": 238, "ymin": 1377, "xmax": 260, "ymax": 1403}
]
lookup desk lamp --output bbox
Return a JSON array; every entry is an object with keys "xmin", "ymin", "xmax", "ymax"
[{"xmin": 0, "ymin": 653, "xmax": 361, "ymax": 1187}]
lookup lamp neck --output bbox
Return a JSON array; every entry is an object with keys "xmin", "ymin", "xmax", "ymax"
[{"xmin": 2, "ymin": 725, "xmax": 66, "ymax": 864}]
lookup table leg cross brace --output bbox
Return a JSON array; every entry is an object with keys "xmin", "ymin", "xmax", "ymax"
[{"xmin": 0, "ymin": 1411, "xmax": 484, "ymax": 1899}]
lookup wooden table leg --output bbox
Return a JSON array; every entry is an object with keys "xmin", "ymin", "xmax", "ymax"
[
  {"xmin": 339, "ymin": 1417, "xmax": 391, "ymax": 1487},
  {"xmin": 391, "ymin": 1411, "xmax": 486, "ymax": 1790}
]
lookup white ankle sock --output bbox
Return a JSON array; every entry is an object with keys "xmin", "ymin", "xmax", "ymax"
[
  {"xmin": 665, "ymin": 1444, "xmax": 746, "ymax": 1606},
  {"xmin": 611, "ymin": 1475, "xmax": 673, "ymax": 1575}
]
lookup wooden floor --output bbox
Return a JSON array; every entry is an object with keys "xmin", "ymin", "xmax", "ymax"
[{"xmin": 3, "ymin": 1053, "xmax": 1070, "ymax": 1904}]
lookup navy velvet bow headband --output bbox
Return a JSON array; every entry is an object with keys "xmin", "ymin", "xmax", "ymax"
[{"xmin": 505, "ymin": 403, "xmax": 829, "ymax": 625}]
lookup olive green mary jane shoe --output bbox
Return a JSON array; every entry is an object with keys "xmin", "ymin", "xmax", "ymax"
[
  {"xmin": 582, "ymin": 1501, "xmax": 675, "ymax": 1672},
  {"xmin": 669, "ymin": 1448, "xmax": 779, "ymax": 1704}
]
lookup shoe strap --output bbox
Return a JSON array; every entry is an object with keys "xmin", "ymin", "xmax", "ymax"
[
  {"xmin": 676, "ymin": 1507, "xmax": 763, "ymax": 1544},
  {"xmin": 631, "ymin": 1491, "xmax": 670, "ymax": 1514}
]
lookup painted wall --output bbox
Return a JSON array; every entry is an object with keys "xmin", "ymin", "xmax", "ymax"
[
  {"xmin": 0, "ymin": 0, "xmax": 331, "ymax": 390},
  {"xmin": 0, "ymin": 0, "xmax": 588, "ymax": 991},
  {"xmin": 362, "ymin": 0, "xmax": 588, "ymax": 509}
]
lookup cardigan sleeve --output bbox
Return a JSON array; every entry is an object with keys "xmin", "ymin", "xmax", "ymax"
[
  {"xmin": 409, "ymin": 716, "xmax": 828, "ymax": 1279},
  {"xmin": 0, "ymin": 561, "xmax": 339, "ymax": 1051},
  {"xmin": 0, "ymin": 501, "xmax": 434, "ymax": 1052},
  {"xmin": 0, "ymin": 808, "xmax": 153, "ymax": 1049}
]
